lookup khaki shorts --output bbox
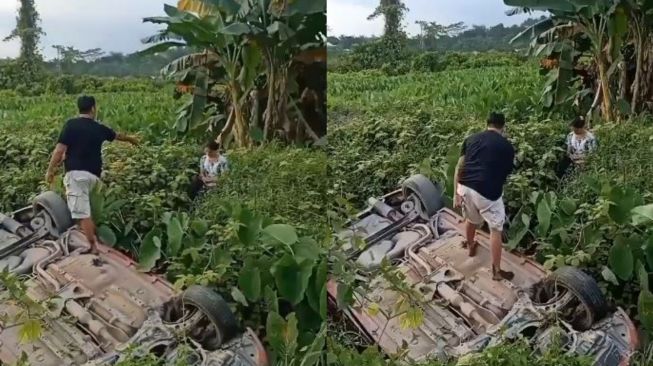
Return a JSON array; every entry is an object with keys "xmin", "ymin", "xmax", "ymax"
[
  {"xmin": 63, "ymin": 170, "xmax": 99, "ymax": 220},
  {"xmin": 457, "ymin": 184, "xmax": 505, "ymax": 231}
]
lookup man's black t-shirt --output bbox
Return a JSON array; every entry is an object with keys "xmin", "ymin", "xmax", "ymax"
[
  {"xmin": 57, "ymin": 117, "xmax": 116, "ymax": 177},
  {"xmin": 459, "ymin": 130, "xmax": 515, "ymax": 201}
]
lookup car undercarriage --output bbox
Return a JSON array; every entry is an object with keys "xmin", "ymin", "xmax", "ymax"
[
  {"xmin": 0, "ymin": 191, "xmax": 268, "ymax": 366},
  {"xmin": 327, "ymin": 175, "xmax": 638, "ymax": 365}
]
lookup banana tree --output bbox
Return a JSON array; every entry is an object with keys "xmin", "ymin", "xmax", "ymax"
[
  {"xmin": 142, "ymin": 3, "xmax": 262, "ymax": 147},
  {"xmin": 505, "ymin": 0, "xmax": 629, "ymax": 121},
  {"xmin": 625, "ymin": 0, "xmax": 653, "ymax": 113},
  {"xmin": 178, "ymin": 0, "xmax": 326, "ymax": 141},
  {"xmin": 246, "ymin": 0, "xmax": 325, "ymax": 141}
]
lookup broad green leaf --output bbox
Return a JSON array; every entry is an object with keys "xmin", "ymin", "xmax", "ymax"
[
  {"xmin": 138, "ymin": 230, "xmax": 162, "ymax": 272},
  {"xmin": 285, "ymin": 0, "xmax": 326, "ymax": 15},
  {"xmin": 238, "ymin": 209, "xmax": 262, "ymax": 246},
  {"xmin": 306, "ymin": 259, "xmax": 327, "ymax": 317},
  {"xmin": 189, "ymin": 70, "xmax": 208, "ymax": 128},
  {"xmin": 294, "ymin": 237, "xmax": 320, "ymax": 263},
  {"xmin": 231, "ymin": 287, "xmax": 249, "ymax": 306},
  {"xmin": 536, "ymin": 197, "xmax": 552, "ymax": 237},
  {"xmin": 97, "ymin": 225, "xmax": 117, "ymax": 247},
  {"xmin": 221, "ymin": 22, "xmax": 252, "ymax": 35},
  {"xmin": 89, "ymin": 185, "xmax": 105, "ymax": 223},
  {"xmin": 609, "ymin": 187, "xmax": 642, "ymax": 224},
  {"xmin": 638, "ymin": 260, "xmax": 649, "ymax": 291},
  {"xmin": 138, "ymin": 41, "xmax": 186, "ymax": 56},
  {"xmin": 264, "ymin": 285, "xmax": 279, "ymax": 314},
  {"xmin": 190, "ymin": 219, "xmax": 209, "ymax": 237},
  {"xmin": 639, "ymin": 290, "xmax": 653, "ymax": 331},
  {"xmin": 266, "ymin": 312, "xmax": 299, "ymax": 358},
  {"xmin": 508, "ymin": 213, "xmax": 531, "ymax": 250},
  {"xmin": 263, "ymin": 224, "xmax": 298, "ymax": 246},
  {"xmin": 238, "ymin": 44, "xmax": 262, "ymax": 90},
  {"xmin": 166, "ymin": 217, "xmax": 184, "ymax": 257},
  {"xmin": 503, "ymin": 0, "xmax": 575, "ymax": 12},
  {"xmin": 609, "ymin": 237, "xmax": 634, "ymax": 281},
  {"xmin": 19, "ymin": 319, "xmax": 42, "ymax": 343},
  {"xmin": 645, "ymin": 236, "xmax": 653, "ymax": 270},
  {"xmin": 271, "ymin": 254, "xmax": 314, "ymax": 305},
  {"xmin": 335, "ymin": 282, "xmax": 353, "ymax": 309},
  {"xmin": 239, "ymin": 259, "xmax": 262, "ymax": 302},
  {"xmin": 601, "ymin": 266, "xmax": 619, "ymax": 286},
  {"xmin": 559, "ymin": 198, "xmax": 577, "ymax": 216},
  {"xmin": 632, "ymin": 204, "xmax": 653, "ymax": 225}
]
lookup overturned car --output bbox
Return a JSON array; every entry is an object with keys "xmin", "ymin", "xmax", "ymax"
[
  {"xmin": 327, "ymin": 175, "xmax": 638, "ymax": 365},
  {"xmin": 0, "ymin": 192, "xmax": 268, "ymax": 366}
]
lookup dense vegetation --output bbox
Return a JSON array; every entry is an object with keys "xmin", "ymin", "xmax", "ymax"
[
  {"xmin": 0, "ymin": 0, "xmax": 327, "ymax": 365},
  {"xmin": 328, "ymin": 61, "xmax": 653, "ymax": 363},
  {"xmin": 0, "ymin": 87, "xmax": 328, "ymax": 364}
]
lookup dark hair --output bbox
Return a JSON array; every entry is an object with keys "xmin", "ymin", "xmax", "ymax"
[
  {"xmin": 77, "ymin": 96, "xmax": 96, "ymax": 114},
  {"xmin": 570, "ymin": 116, "xmax": 586, "ymax": 129},
  {"xmin": 487, "ymin": 112, "xmax": 506, "ymax": 129},
  {"xmin": 207, "ymin": 141, "xmax": 221, "ymax": 151}
]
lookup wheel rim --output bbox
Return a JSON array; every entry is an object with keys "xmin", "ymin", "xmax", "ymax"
[
  {"xmin": 164, "ymin": 301, "xmax": 223, "ymax": 350},
  {"xmin": 533, "ymin": 280, "xmax": 593, "ymax": 330}
]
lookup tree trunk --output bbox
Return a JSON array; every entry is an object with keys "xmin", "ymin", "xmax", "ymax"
[
  {"xmin": 619, "ymin": 60, "xmax": 628, "ymax": 101},
  {"xmin": 263, "ymin": 62, "xmax": 276, "ymax": 141},
  {"xmin": 263, "ymin": 58, "xmax": 290, "ymax": 141},
  {"xmin": 229, "ymin": 82, "xmax": 250, "ymax": 148},
  {"xmin": 216, "ymin": 108, "xmax": 235, "ymax": 146},
  {"xmin": 597, "ymin": 54, "xmax": 614, "ymax": 122},
  {"xmin": 632, "ymin": 32, "xmax": 645, "ymax": 114}
]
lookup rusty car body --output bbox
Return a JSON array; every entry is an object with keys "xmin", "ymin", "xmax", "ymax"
[
  {"xmin": 0, "ymin": 191, "xmax": 268, "ymax": 366},
  {"xmin": 327, "ymin": 174, "xmax": 639, "ymax": 365}
]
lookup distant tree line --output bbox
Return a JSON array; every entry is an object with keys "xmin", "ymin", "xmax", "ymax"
[
  {"xmin": 44, "ymin": 47, "xmax": 191, "ymax": 77},
  {"xmin": 328, "ymin": 17, "xmax": 545, "ymax": 53}
]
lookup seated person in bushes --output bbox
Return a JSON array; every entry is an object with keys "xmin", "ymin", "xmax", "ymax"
[
  {"xmin": 189, "ymin": 141, "xmax": 229, "ymax": 199},
  {"xmin": 555, "ymin": 116, "xmax": 597, "ymax": 178}
]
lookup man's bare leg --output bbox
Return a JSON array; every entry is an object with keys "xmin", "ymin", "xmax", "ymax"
[
  {"xmin": 79, "ymin": 217, "xmax": 98, "ymax": 254},
  {"xmin": 490, "ymin": 229, "xmax": 513, "ymax": 281},
  {"xmin": 464, "ymin": 220, "xmax": 478, "ymax": 257}
]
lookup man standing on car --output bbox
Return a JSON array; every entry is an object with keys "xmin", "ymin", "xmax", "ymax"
[
  {"xmin": 453, "ymin": 112, "xmax": 515, "ymax": 281},
  {"xmin": 45, "ymin": 96, "xmax": 139, "ymax": 254}
]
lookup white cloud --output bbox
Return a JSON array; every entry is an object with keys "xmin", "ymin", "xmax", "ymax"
[
  {"xmin": 0, "ymin": 0, "xmax": 166, "ymax": 59},
  {"xmin": 328, "ymin": 0, "xmax": 534, "ymax": 37},
  {"xmin": 327, "ymin": 0, "xmax": 383, "ymax": 37}
]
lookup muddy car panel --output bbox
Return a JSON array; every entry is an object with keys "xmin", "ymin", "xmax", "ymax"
[
  {"xmin": 0, "ymin": 192, "xmax": 268, "ymax": 366},
  {"xmin": 328, "ymin": 175, "xmax": 638, "ymax": 365}
]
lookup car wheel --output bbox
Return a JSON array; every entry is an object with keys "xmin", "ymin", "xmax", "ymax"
[
  {"xmin": 533, "ymin": 266, "xmax": 608, "ymax": 331},
  {"xmin": 171, "ymin": 286, "xmax": 241, "ymax": 350},
  {"xmin": 401, "ymin": 174, "xmax": 444, "ymax": 218},
  {"xmin": 33, "ymin": 191, "xmax": 73, "ymax": 235}
]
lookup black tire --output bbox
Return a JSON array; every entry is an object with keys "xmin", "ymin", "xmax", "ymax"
[
  {"xmin": 535, "ymin": 266, "xmax": 608, "ymax": 331},
  {"xmin": 401, "ymin": 174, "xmax": 444, "ymax": 217},
  {"xmin": 181, "ymin": 286, "xmax": 240, "ymax": 349},
  {"xmin": 33, "ymin": 191, "xmax": 73, "ymax": 235}
]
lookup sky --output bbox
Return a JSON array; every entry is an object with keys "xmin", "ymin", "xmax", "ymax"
[
  {"xmin": 0, "ymin": 0, "xmax": 534, "ymax": 59},
  {"xmin": 0, "ymin": 0, "xmax": 166, "ymax": 59},
  {"xmin": 328, "ymin": 0, "xmax": 533, "ymax": 37}
]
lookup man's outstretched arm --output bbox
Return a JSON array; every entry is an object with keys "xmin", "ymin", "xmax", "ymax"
[
  {"xmin": 114, "ymin": 132, "xmax": 140, "ymax": 146},
  {"xmin": 45, "ymin": 143, "xmax": 67, "ymax": 186}
]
